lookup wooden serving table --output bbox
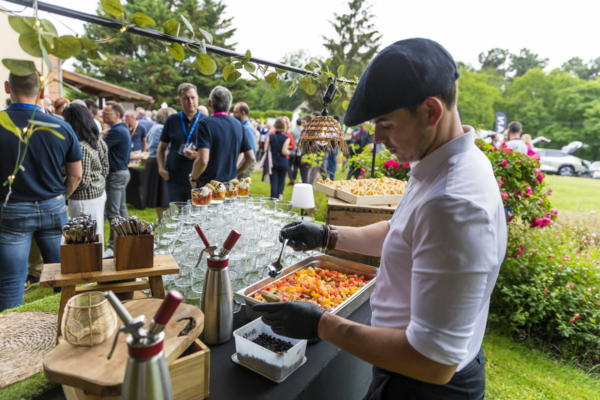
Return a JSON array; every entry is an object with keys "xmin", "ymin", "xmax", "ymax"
[
  {"xmin": 40, "ymin": 255, "xmax": 179, "ymax": 340},
  {"xmin": 325, "ymin": 197, "xmax": 397, "ymax": 266}
]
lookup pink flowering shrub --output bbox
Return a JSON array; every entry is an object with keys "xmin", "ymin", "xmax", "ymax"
[
  {"xmin": 476, "ymin": 140, "xmax": 556, "ymax": 228},
  {"xmin": 490, "ymin": 218, "xmax": 600, "ymax": 362}
]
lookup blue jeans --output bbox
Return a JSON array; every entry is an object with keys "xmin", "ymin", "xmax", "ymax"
[
  {"xmin": 0, "ymin": 196, "xmax": 68, "ymax": 311},
  {"xmin": 166, "ymin": 181, "xmax": 192, "ymax": 203}
]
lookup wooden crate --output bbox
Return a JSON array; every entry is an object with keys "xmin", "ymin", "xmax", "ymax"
[
  {"xmin": 62, "ymin": 339, "xmax": 210, "ymax": 400},
  {"xmin": 114, "ymin": 234, "xmax": 154, "ymax": 271},
  {"xmin": 325, "ymin": 197, "xmax": 397, "ymax": 267},
  {"xmin": 336, "ymin": 188, "xmax": 402, "ymax": 206}
]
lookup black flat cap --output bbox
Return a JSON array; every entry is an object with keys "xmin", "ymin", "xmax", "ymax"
[{"xmin": 344, "ymin": 38, "xmax": 460, "ymax": 126}]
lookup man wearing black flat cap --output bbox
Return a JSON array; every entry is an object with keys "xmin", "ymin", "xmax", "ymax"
[{"xmin": 254, "ymin": 38, "xmax": 507, "ymax": 399}]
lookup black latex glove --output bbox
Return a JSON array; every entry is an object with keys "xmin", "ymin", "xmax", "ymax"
[
  {"xmin": 279, "ymin": 221, "xmax": 328, "ymax": 251},
  {"xmin": 253, "ymin": 301, "xmax": 325, "ymax": 340}
]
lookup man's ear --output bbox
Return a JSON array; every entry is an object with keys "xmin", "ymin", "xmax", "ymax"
[
  {"xmin": 4, "ymin": 81, "xmax": 10, "ymax": 95},
  {"xmin": 422, "ymin": 97, "xmax": 444, "ymax": 127}
]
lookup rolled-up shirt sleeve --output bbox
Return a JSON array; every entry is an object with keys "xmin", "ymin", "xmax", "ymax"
[{"xmin": 406, "ymin": 195, "xmax": 498, "ymax": 366}]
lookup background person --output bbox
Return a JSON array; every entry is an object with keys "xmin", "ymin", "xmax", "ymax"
[
  {"xmin": 125, "ymin": 110, "xmax": 148, "ymax": 152},
  {"xmin": 63, "ymin": 103, "xmax": 109, "ymax": 253},
  {"xmin": 263, "ymin": 117, "xmax": 291, "ymax": 199},
  {"xmin": 347, "ymin": 122, "xmax": 374, "ymax": 179},
  {"xmin": 157, "ymin": 83, "xmax": 206, "ymax": 202},
  {"xmin": 84, "ymin": 99, "xmax": 106, "ymax": 132},
  {"xmin": 136, "ymin": 106, "xmax": 155, "ymax": 132},
  {"xmin": 521, "ymin": 134, "xmax": 540, "ymax": 160},
  {"xmin": 146, "ymin": 107, "xmax": 176, "ymax": 223},
  {"xmin": 288, "ymin": 118, "xmax": 303, "ymax": 185},
  {"xmin": 0, "ymin": 72, "xmax": 82, "ymax": 311},
  {"xmin": 505, "ymin": 121, "xmax": 528, "ymax": 155},
  {"xmin": 190, "ymin": 86, "xmax": 254, "ymax": 185},
  {"xmin": 52, "ymin": 97, "xmax": 70, "ymax": 116},
  {"xmin": 101, "ymin": 101, "xmax": 131, "ymax": 254},
  {"xmin": 233, "ymin": 102, "xmax": 258, "ymax": 180}
]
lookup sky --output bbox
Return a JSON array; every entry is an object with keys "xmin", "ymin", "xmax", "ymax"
[{"xmin": 2, "ymin": 0, "xmax": 600, "ymax": 71}]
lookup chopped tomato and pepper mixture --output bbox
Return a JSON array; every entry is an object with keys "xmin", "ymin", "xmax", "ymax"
[{"xmin": 252, "ymin": 266, "xmax": 370, "ymax": 310}]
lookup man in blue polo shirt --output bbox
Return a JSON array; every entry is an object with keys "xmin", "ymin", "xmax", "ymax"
[
  {"xmin": 157, "ymin": 83, "xmax": 206, "ymax": 202},
  {"xmin": 190, "ymin": 86, "xmax": 254, "ymax": 185},
  {"xmin": 0, "ymin": 72, "xmax": 83, "ymax": 311},
  {"xmin": 125, "ymin": 110, "xmax": 148, "ymax": 152},
  {"xmin": 233, "ymin": 101, "xmax": 257, "ymax": 180},
  {"xmin": 101, "ymin": 101, "xmax": 131, "ymax": 252}
]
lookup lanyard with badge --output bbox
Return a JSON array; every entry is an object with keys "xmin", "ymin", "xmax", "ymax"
[{"xmin": 178, "ymin": 111, "xmax": 201, "ymax": 155}]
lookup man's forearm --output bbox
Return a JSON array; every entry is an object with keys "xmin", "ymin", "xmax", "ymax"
[
  {"xmin": 64, "ymin": 176, "xmax": 81, "ymax": 199},
  {"xmin": 318, "ymin": 313, "xmax": 457, "ymax": 385},
  {"xmin": 157, "ymin": 147, "xmax": 167, "ymax": 171},
  {"xmin": 191, "ymin": 159, "xmax": 207, "ymax": 180},
  {"xmin": 335, "ymin": 221, "xmax": 389, "ymax": 256},
  {"xmin": 237, "ymin": 155, "xmax": 253, "ymax": 175}
]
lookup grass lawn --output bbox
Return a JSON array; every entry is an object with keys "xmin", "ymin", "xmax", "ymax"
[
  {"xmin": 484, "ymin": 330, "xmax": 600, "ymax": 399},
  {"xmin": 545, "ymin": 175, "xmax": 600, "ymax": 212}
]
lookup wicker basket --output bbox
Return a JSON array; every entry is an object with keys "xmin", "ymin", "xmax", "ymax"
[{"xmin": 61, "ymin": 292, "xmax": 118, "ymax": 347}]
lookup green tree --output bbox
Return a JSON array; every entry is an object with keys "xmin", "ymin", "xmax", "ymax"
[
  {"xmin": 314, "ymin": 0, "xmax": 381, "ymax": 117},
  {"xmin": 509, "ymin": 48, "xmax": 549, "ymax": 77},
  {"xmin": 456, "ymin": 68, "xmax": 502, "ymax": 129},
  {"xmin": 562, "ymin": 57, "xmax": 600, "ymax": 81},
  {"xmin": 478, "ymin": 48, "xmax": 509, "ymax": 76},
  {"xmin": 75, "ymin": 0, "xmax": 251, "ymax": 108}
]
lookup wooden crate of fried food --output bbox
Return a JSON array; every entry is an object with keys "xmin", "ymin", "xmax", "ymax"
[{"xmin": 318, "ymin": 177, "xmax": 407, "ymax": 205}]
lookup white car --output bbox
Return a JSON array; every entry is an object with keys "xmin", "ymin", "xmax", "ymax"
[
  {"xmin": 590, "ymin": 161, "xmax": 600, "ymax": 179},
  {"xmin": 535, "ymin": 148, "xmax": 583, "ymax": 177}
]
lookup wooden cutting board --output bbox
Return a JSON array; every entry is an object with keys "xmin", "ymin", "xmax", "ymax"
[{"xmin": 43, "ymin": 299, "xmax": 204, "ymax": 397}]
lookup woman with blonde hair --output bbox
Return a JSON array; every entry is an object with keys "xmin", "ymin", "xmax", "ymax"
[
  {"xmin": 521, "ymin": 134, "xmax": 539, "ymax": 160},
  {"xmin": 263, "ymin": 117, "xmax": 291, "ymax": 199}
]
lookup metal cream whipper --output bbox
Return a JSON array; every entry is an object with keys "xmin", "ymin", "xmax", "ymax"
[
  {"xmin": 105, "ymin": 290, "xmax": 183, "ymax": 400},
  {"xmin": 194, "ymin": 224, "xmax": 241, "ymax": 344}
]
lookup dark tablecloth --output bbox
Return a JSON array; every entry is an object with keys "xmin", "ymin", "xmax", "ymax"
[
  {"xmin": 36, "ymin": 301, "xmax": 374, "ymax": 400},
  {"xmin": 207, "ymin": 301, "xmax": 374, "ymax": 400},
  {"xmin": 126, "ymin": 166, "xmax": 146, "ymax": 210}
]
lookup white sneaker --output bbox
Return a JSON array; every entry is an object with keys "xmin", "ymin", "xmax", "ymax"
[{"xmin": 103, "ymin": 248, "xmax": 114, "ymax": 259}]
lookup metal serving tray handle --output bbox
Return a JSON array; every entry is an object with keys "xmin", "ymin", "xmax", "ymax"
[{"xmin": 235, "ymin": 255, "xmax": 378, "ymax": 321}]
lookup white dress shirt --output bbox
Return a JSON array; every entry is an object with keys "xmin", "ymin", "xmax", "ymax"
[{"xmin": 371, "ymin": 126, "xmax": 507, "ymax": 372}]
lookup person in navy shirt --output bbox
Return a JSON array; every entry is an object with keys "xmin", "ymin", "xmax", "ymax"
[
  {"xmin": 157, "ymin": 83, "xmax": 206, "ymax": 202},
  {"xmin": 101, "ymin": 101, "xmax": 131, "ymax": 252},
  {"xmin": 233, "ymin": 101, "xmax": 257, "ymax": 180},
  {"xmin": 125, "ymin": 110, "xmax": 148, "ymax": 152},
  {"xmin": 136, "ymin": 106, "xmax": 155, "ymax": 132},
  {"xmin": 190, "ymin": 86, "xmax": 254, "ymax": 185},
  {"xmin": 0, "ymin": 72, "xmax": 83, "ymax": 311}
]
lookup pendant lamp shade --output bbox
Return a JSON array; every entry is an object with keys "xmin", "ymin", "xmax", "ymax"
[{"xmin": 298, "ymin": 116, "xmax": 347, "ymax": 155}]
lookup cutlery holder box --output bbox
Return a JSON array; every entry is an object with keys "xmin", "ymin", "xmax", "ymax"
[
  {"xmin": 114, "ymin": 235, "xmax": 154, "ymax": 271},
  {"xmin": 60, "ymin": 235, "xmax": 103, "ymax": 274}
]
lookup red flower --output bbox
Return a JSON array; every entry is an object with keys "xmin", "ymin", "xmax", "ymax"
[
  {"xmin": 545, "ymin": 289, "xmax": 549, "ymax": 293},
  {"xmin": 501, "ymin": 159, "xmax": 508, "ymax": 167},
  {"xmin": 501, "ymin": 192, "xmax": 508, "ymax": 200},
  {"xmin": 401, "ymin": 162, "xmax": 410, "ymax": 169}
]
